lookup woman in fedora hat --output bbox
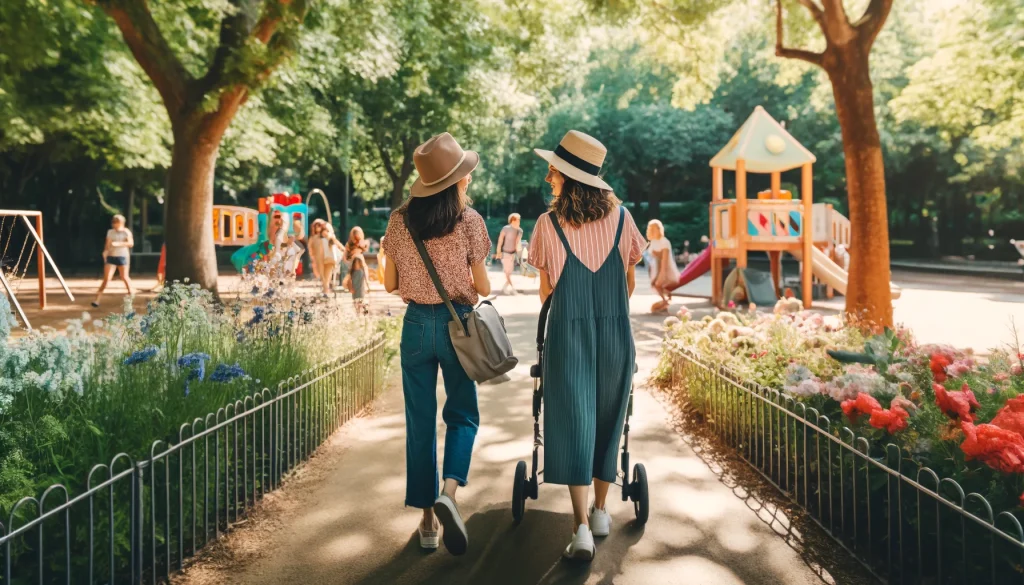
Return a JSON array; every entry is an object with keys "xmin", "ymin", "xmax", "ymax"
[
  {"xmin": 528, "ymin": 130, "xmax": 647, "ymax": 561},
  {"xmin": 381, "ymin": 132, "xmax": 492, "ymax": 555}
]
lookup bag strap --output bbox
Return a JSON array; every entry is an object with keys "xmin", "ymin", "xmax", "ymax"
[{"xmin": 404, "ymin": 214, "xmax": 469, "ymax": 335}]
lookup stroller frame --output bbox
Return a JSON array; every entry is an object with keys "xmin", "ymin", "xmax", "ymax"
[{"xmin": 510, "ymin": 296, "xmax": 649, "ymax": 526}]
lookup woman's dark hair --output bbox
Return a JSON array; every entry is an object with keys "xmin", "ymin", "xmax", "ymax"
[
  {"xmin": 403, "ymin": 183, "xmax": 467, "ymax": 240},
  {"xmin": 550, "ymin": 174, "xmax": 620, "ymax": 228}
]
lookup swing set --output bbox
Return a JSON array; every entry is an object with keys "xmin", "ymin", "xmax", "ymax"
[{"xmin": 0, "ymin": 210, "xmax": 74, "ymax": 331}]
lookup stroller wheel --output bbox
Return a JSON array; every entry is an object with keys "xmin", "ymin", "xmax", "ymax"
[
  {"xmin": 631, "ymin": 463, "xmax": 649, "ymax": 526},
  {"xmin": 512, "ymin": 460, "xmax": 528, "ymax": 525}
]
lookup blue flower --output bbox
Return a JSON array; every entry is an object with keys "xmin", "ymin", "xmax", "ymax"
[
  {"xmin": 178, "ymin": 352, "xmax": 210, "ymax": 397},
  {"xmin": 210, "ymin": 363, "xmax": 247, "ymax": 383},
  {"xmin": 125, "ymin": 311, "xmax": 136, "ymax": 321},
  {"xmin": 264, "ymin": 288, "xmax": 276, "ymax": 299},
  {"xmin": 236, "ymin": 330, "xmax": 246, "ymax": 343},
  {"xmin": 177, "ymin": 352, "xmax": 211, "ymax": 370},
  {"xmin": 123, "ymin": 346, "xmax": 159, "ymax": 366},
  {"xmin": 246, "ymin": 306, "xmax": 265, "ymax": 328},
  {"xmin": 287, "ymin": 310, "xmax": 296, "ymax": 323},
  {"xmin": 250, "ymin": 285, "xmax": 260, "ymax": 296},
  {"xmin": 139, "ymin": 318, "xmax": 150, "ymax": 334}
]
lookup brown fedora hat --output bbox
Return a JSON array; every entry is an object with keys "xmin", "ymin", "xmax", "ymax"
[{"xmin": 410, "ymin": 133, "xmax": 480, "ymax": 197}]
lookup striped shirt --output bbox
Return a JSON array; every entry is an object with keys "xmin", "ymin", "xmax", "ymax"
[{"xmin": 529, "ymin": 206, "xmax": 647, "ymax": 287}]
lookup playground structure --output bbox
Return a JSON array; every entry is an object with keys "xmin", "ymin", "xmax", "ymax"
[
  {"xmin": 0, "ymin": 210, "xmax": 75, "ymax": 330},
  {"xmin": 216, "ymin": 193, "xmax": 310, "ymax": 272},
  {"xmin": 667, "ymin": 106, "xmax": 900, "ymax": 308}
]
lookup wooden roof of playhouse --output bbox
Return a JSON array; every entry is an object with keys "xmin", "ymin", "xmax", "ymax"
[{"xmin": 709, "ymin": 105, "xmax": 816, "ymax": 174}]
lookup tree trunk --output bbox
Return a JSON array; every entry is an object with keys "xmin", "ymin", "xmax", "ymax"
[
  {"xmin": 164, "ymin": 120, "xmax": 223, "ymax": 292},
  {"xmin": 390, "ymin": 180, "xmax": 405, "ymax": 212},
  {"xmin": 825, "ymin": 45, "xmax": 893, "ymax": 329}
]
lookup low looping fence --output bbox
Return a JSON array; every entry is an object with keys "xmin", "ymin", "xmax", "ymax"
[
  {"xmin": 666, "ymin": 345, "xmax": 1024, "ymax": 585},
  {"xmin": 1, "ymin": 333, "xmax": 388, "ymax": 585}
]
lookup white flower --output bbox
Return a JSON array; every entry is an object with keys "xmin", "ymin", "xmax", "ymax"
[{"xmin": 663, "ymin": 316, "xmax": 681, "ymax": 330}]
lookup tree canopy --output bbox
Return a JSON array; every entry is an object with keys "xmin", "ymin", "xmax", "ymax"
[{"xmin": 0, "ymin": 0, "xmax": 1019, "ymax": 281}]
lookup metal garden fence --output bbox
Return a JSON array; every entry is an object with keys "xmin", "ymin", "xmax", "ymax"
[
  {"xmin": 667, "ymin": 345, "xmax": 1024, "ymax": 585},
  {"xmin": 1, "ymin": 333, "xmax": 388, "ymax": 585}
]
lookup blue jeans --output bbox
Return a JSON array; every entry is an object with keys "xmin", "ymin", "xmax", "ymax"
[{"xmin": 401, "ymin": 302, "xmax": 479, "ymax": 508}]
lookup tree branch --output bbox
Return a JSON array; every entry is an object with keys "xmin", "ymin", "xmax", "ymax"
[
  {"xmin": 97, "ymin": 0, "xmax": 191, "ymax": 116},
  {"xmin": 378, "ymin": 143, "xmax": 399, "ymax": 183},
  {"xmin": 852, "ymin": 0, "xmax": 893, "ymax": 48},
  {"xmin": 795, "ymin": 0, "xmax": 826, "ymax": 32},
  {"xmin": 819, "ymin": 0, "xmax": 856, "ymax": 45},
  {"xmin": 776, "ymin": 0, "xmax": 824, "ymax": 67}
]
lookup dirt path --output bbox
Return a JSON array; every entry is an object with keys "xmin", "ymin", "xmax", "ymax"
[{"xmin": 172, "ymin": 271, "xmax": 872, "ymax": 585}]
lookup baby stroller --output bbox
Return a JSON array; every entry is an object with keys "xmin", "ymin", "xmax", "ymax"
[{"xmin": 510, "ymin": 297, "xmax": 649, "ymax": 526}]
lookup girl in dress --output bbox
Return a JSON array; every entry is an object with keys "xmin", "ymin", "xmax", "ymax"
[
  {"xmin": 349, "ymin": 254, "xmax": 369, "ymax": 312},
  {"xmin": 646, "ymin": 219, "xmax": 679, "ymax": 313}
]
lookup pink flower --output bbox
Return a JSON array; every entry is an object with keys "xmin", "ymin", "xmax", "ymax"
[
  {"xmin": 1012, "ymin": 363, "xmax": 1023, "ymax": 376},
  {"xmin": 994, "ymin": 373, "xmax": 1011, "ymax": 383}
]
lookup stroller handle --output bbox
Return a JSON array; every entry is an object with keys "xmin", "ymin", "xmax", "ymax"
[{"xmin": 536, "ymin": 295, "xmax": 553, "ymax": 349}]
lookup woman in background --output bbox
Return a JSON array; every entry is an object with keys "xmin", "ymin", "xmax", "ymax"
[
  {"xmin": 307, "ymin": 219, "xmax": 326, "ymax": 282},
  {"xmin": 92, "ymin": 214, "xmax": 135, "ymax": 307},
  {"xmin": 316, "ymin": 224, "xmax": 343, "ymax": 295}
]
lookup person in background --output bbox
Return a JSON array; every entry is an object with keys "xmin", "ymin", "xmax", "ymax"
[
  {"xmin": 529, "ymin": 130, "xmax": 646, "ymax": 561},
  {"xmin": 381, "ymin": 132, "xmax": 491, "ymax": 555},
  {"xmin": 291, "ymin": 214, "xmax": 307, "ymax": 277},
  {"xmin": 307, "ymin": 219, "xmax": 326, "ymax": 282},
  {"xmin": 494, "ymin": 213, "xmax": 523, "ymax": 295},
  {"xmin": 92, "ymin": 214, "xmax": 135, "ymax": 307},
  {"xmin": 646, "ymin": 219, "xmax": 679, "ymax": 313},
  {"xmin": 153, "ymin": 243, "xmax": 167, "ymax": 292},
  {"xmin": 344, "ymin": 225, "xmax": 372, "ymax": 288},
  {"xmin": 349, "ymin": 254, "xmax": 369, "ymax": 313},
  {"xmin": 316, "ymin": 224, "xmax": 343, "ymax": 295}
]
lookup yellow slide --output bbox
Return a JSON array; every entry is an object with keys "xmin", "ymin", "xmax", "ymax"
[{"xmin": 790, "ymin": 247, "xmax": 901, "ymax": 300}]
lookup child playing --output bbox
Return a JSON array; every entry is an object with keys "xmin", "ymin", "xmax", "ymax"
[
  {"xmin": 349, "ymin": 254, "xmax": 369, "ymax": 313},
  {"xmin": 646, "ymin": 219, "xmax": 679, "ymax": 313}
]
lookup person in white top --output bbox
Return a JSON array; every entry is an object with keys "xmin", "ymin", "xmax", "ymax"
[
  {"xmin": 646, "ymin": 219, "xmax": 679, "ymax": 313},
  {"xmin": 92, "ymin": 214, "xmax": 135, "ymax": 307}
]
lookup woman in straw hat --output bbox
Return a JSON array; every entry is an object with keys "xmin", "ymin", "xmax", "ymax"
[
  {"xmin": 381, "ymin": 132, "xmax": 492, "ymax": 555},
  {"xmin": 528, "ymin": 130, "xmax": 647, "ymax": 561}
]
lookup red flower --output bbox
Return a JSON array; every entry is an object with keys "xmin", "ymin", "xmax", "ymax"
[
  {"xmin": 960, "ymin": 421, "xmax": 1024, "ymax": 474},
  {"xmin": 840, "ymin": 393, "xmax": 910, "ymax": 434},
  {"xmin": 869, "ymin": 404, "xmax": 910, "ymax": 433},
  {"xmin": 930, "ymin": 353, "xmax": 951, "ymax": 383},
  {"xmin": 991, "ymin": 395, "xmax": 1024, "ymax": 436},
  {"xmin": 841, "ymin": 393, "xmax": 882, "ymax": 424},
  {"xmin": 933, "ymin": 383, "xmax": 980, "ymax": 422}
]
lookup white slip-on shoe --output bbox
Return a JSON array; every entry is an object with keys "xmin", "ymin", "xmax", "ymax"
[
  {"xmin": 589, "ymin": 505, "xmax": 612, "ymax": 537},
  {"xmin": 433, "ymin": 494, "xmax": 468, "ymax": 555},
  {"xmin": 563, "ymin": 524, "xmax": 596, "ymax": 561},
  {"xmin": 418, "ymin": 521, "xmax": 440, "ymax": 550}
]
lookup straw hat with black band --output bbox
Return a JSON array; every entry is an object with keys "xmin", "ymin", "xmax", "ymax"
[
  {"xmin": 534, "ymin": 130, "xmax": 612, "ymax": 191},
  {"xmin": 410, "ymin": 132, "xmax": 480, "ymax": 197}
]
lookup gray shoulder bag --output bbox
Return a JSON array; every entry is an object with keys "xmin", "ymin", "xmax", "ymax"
[{"xmin": 405, "ymin": 217, "xmax": 518, "ymax": 383}]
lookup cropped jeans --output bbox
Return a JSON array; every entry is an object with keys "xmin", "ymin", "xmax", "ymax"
[{"xmin": 401, "ymin": 302, "xmax": 479, "ymax": 508}]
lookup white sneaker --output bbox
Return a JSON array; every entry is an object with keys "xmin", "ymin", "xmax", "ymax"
[
  {"xmin": 502, "ymin": 283, "xmax": 513, "ymax": 295},
  {"xmin": 589, "ymin": 505, "xmax": 612, "ymax": 537},
  {"xmin": 418, "ymin": 519, "xmax": 440, "ymax": 550},
  {"xmin": 562, "ymin": 524, "xmax": 596, "ymax": 561}
]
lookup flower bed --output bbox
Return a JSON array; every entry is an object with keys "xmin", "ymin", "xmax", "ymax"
[
  {"xmin": 0, "ymin": 279, "xmax": 397, "ymax": 514},
  {"xmin": 660, "ymin": 302, "xmax": 1024, "ymax": 523}
]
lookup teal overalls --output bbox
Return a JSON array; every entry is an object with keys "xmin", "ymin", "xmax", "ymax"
[{"xmin": 543, "ymin": 207, "xmax": 636, "ymax": 485}]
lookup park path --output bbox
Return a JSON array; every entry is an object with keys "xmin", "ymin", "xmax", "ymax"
[{"xmin": 179, "ymin": 272, "xmax": 860, "ymax": 585}]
